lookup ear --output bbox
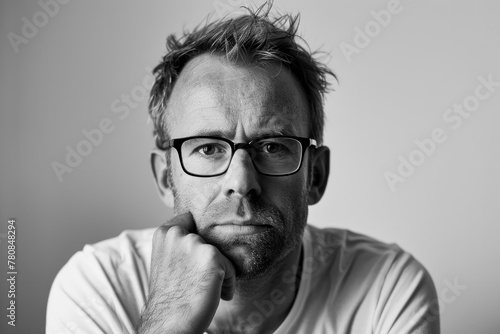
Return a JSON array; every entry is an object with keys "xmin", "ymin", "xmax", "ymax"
[
  {"xmin": 307, "ymin": 146, "xmax": 330, "ymax": 205},
  {"xmin": 150, "ymin": 149, "xmax": 175, "ymax": 208}
]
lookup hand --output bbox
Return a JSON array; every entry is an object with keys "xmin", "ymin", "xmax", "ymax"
[{"xmin": 137, "ymin": 212, "xmax": 236, "ymax": 334}]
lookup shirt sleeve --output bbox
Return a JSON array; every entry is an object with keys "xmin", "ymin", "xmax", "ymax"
[
  {"xmin": 373, "ymin": 250, "xmax": 440, "ymax": 334},
  {"xmin": 46, "ymin": 245, "xmax": 143, "ymax": 334}
]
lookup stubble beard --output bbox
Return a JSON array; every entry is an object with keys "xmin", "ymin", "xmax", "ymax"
[{"xmin": 172, "ymin": 185, "xmax": 308, "ymax": 280}]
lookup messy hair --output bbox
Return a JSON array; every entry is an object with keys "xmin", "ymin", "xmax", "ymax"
[{"xmin": 148, "ymin": 2, "xmax": 336, "ymax": 148}]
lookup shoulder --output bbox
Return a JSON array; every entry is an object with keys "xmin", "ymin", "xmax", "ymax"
[
  {"xmin": 85, "ymin": 227, "xmax": 156, "ymax": 264},
  {"xmin": 303, "ymin": 225, "xmax": 439, "ymax": 332},
  {"xmin": 46, "ymin": 228, "xmax": 156, "ymax": 333},
  {"xmin": 55, "ymin": 227, "xmax": 156, "ymax": 289},
  {"xmin": 57, "ymin": 228, "xmax": 154, "ymax": 277},
  {"xmin": 304, "ymin": 224, "xmax": 433, "ymax": 294},
  {"xmin": 51, "ymin": 227, "xmax": 156, "ymax": 288},
  {"xmin": 305, "ymin": 224, "xmax": 407, "ymax": 268}
]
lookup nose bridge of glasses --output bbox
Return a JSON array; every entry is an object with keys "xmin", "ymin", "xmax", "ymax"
[
  {"xmin": 231, "ymin": 142, "xmax": 256, "ymax": 162},
  {"xmin": 225, "ymin": 142, "xmax": 257, "ymax": 177},
  {"xmin": 233, "ymin": 142, "xmax": 254, "ymax": 152}
]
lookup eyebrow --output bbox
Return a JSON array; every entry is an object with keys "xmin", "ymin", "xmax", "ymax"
[
  {"xmin": 193, "ymin": 127, "xmax": 295, "ymax": 140},
  {"xmin": 193, "ymin": 130, "xmax": 229, "ymax": 138}
]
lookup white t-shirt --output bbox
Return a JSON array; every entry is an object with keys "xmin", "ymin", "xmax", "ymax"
[{"xmin": 46, "ymin": 225, "xmax": 440, "ymax": 333}]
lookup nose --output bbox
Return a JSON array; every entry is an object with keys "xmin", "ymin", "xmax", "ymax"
[{"xmin": 222, "ymin": 148, "xmax": 262, "ymax": 198}]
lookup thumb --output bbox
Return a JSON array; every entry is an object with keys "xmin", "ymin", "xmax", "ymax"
[{"xmin": 220, "ymin": 255, "xmax": 236, "ymax": 301}]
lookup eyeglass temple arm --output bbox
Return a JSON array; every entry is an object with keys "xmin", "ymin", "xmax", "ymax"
[{"xmin": 310, "ymin": 138, "xmax": 319, "ymax": 148}]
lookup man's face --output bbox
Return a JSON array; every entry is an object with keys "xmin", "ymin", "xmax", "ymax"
[{"xmin": 166, "ymin": 53, "xmax": 312, "ymax": 279}]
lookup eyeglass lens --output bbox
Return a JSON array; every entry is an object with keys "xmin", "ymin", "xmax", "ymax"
[{"xmin": 180, "ymin": 137, "xmax": 303, "ymax": 176}]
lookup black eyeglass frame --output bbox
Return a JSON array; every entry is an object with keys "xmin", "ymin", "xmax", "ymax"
[{"xmin": 163, "ymin": 135, "xmax": 318, "ymax": 177}]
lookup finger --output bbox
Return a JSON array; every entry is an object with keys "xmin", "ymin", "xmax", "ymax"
[
  {"xmin": 161, "ymin": 212, "xmax": 197, "ymax": 233},
  {"xmin": 219, "ymin": 255, "xmax": 236, "ymax": 301}
]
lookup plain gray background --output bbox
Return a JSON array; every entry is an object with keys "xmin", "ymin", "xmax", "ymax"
[{"xmin": 1, "ymin": 0, "xmax": 499, "ymax": 333}]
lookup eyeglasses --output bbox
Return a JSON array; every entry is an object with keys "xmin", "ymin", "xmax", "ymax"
[{"xmin": 164, "ymin": 135, "xmax": 317, "ymax": 177}]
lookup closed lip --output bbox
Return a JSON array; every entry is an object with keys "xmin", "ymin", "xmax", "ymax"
[
  {"xmin": 216, "ymin": 220, "xmax": 270, "ymax": 227},
  {"xmin": 212, "ymin": 223, "xmax": 271, "ymax": 235}
]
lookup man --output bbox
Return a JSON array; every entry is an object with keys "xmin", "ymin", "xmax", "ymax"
[{"xmin": 46, "ymin": 4, "xmax": 440, "ymax": 334}]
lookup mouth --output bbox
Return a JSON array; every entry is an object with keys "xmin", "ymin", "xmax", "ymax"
[{"xmin": 211, "ymin": 221, "xmax": 272, "ymax": 236}]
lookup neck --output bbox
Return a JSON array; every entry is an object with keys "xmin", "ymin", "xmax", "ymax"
[{"xmin": 208, "ymin": 244, "xmax": 303, "ymax": 334}]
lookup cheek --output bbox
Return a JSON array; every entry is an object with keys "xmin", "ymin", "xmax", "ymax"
[
  {"xmin": 190, "ymin": 181, "xmax": 221, "ymax": 207},
  {"xmin": 263, "ymin": 173, "xmax": 308, "ymax": 214},
  {"xmin": 172, "ymin": 163, "xmax": 221, "ymax": 214}
]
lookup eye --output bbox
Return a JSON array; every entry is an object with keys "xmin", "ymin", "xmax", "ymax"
[
  {"xmin": 264, "ymin": 143, "xmax": 283, "ymax": 154},
  {"xmin": 198, "ymin": 144, "xmax": 219, "ymax": 156}
]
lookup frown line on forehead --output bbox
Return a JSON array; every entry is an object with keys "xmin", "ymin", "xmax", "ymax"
[
  {"xmin": 168, "ymin": 53, "xmax": 310, "ymax": 139},
  {"xmin": 182, "ymin": 117, "xmax": 307, "ymax": 140}
]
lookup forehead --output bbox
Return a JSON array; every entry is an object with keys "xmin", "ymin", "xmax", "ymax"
[{"xmin": 167, "ymin": 53, "xmax": 310, "ymax": 139}]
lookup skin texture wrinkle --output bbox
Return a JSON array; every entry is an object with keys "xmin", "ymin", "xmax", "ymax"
[
  {"xmin": 147, "ymin": 50, "xmax": 331, "ymax": 333},
  {"xmin": 167, "ymin": 54, "xmax": 307, "ymax": 143},
  {"xmin": 166, "ymin": 53, "xmax": 311, "ymax": 274}
]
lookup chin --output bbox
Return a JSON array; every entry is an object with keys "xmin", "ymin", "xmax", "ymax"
[
  {"xmin": 227, "ymin": 245, "xmax": 277, "ymax": 280},
  {"xmin": 201, "ymin": 229, "xmax": 289, "ymax": 279}
]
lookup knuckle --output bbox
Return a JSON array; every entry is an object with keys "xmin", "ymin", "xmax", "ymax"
[
  {"xmin": 152, "ymin": 225, "xmax": 167, "ymax": 242},
  {"xmin": 198, "ymin": 244, "xmax": 219, "ymax": 262},
  {"xmin": 152, "ymin": 225, "xmax": 188, "ymax": 248},
  {"xmin": 166, "ymin": 225, "xmax": 186, "ymax": 238},
  {"xmin": 183, "ymin": 232, "xmax": 203, "ymax": 245}
]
